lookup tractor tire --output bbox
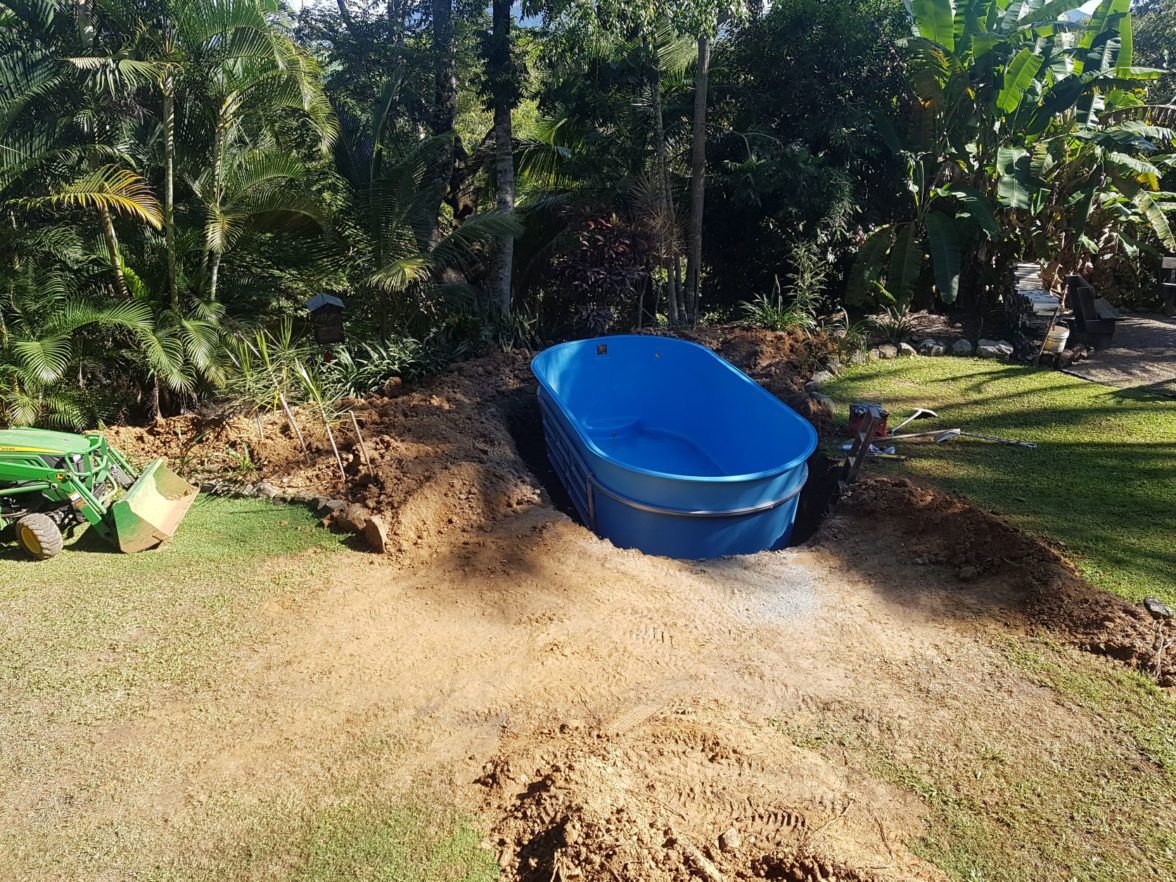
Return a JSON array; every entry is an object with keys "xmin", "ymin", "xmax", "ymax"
[{"xmin": 15, "ymin": 513, "xmax": 63, "ymax": 560}]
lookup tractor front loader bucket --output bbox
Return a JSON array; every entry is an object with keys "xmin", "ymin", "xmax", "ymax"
[{"xmin": 109, "ymin": 459, "xmax": 198, "ymax": 553}]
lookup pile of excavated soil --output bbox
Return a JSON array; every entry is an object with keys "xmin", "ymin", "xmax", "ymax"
[
  {"xmin": 108, "ymin": 352, "xmax": 543, "ymax": 563},
  {"xmin": 482, "ymin": 709, "xmax": 888, "ymax": 882},
  {"xmin": 834, "ymin": 478, "xmax": 1170, "ymax": 687}
]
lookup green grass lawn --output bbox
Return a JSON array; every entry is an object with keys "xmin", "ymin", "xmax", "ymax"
[
  {"xmin": 0, "ymin": 497, "xmax": 496, "ymax": 882},
  {"xmin": 823, "ymin": 357, "xmax": 1176, "ymax": 606}
]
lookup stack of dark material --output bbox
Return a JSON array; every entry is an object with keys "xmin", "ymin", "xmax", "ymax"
[
  {"xmin": 1160, "ymin": 256, "xmax": 1176, "ymax": 316},
  {"xmin": 1004, "ymin": 262, "xmax": 1066, "ymax": 339}
]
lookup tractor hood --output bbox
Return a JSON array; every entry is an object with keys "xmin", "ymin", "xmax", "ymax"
[{"xmin": 0, "ymin": 428, "xmax": 94, "ymax": 457}]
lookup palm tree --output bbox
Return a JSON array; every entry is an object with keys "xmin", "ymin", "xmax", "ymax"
[
  {"xmin": 333, "ymin": 101, "xmax": 521, "ymax": 335},
  {"xmin": 0, "ymin": 260, "xmax": 154, "ymax": 427}
]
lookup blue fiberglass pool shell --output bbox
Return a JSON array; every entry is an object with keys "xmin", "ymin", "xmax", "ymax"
[{"xmin": 531, "ymin": 335, "xmax": 818, "ymax": 559}]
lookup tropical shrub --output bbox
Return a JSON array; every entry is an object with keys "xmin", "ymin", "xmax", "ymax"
[{"xmin": 851, "ymin": 0, "xmax": 1176, "ymax": 310}]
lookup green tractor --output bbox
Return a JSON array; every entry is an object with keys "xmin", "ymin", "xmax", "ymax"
[{"xmin": 0, "ymin": 428, "xmax": 197, "ymax": 560}]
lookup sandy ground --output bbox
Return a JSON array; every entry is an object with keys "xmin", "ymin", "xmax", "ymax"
[
  {"xmin": 7, "ymin": 485, "xmax": 1164, "ymax": 880},
  {"xmin": 1062, "ymin": 313, "xmax": 1176, "ymax": 397}
]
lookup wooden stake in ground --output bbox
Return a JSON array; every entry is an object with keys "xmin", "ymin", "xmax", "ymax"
[{"xmin": 349, "ymin": 411, "xmax": 372, "ymax": 474}]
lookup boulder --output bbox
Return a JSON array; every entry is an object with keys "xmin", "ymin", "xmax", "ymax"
[
  {"xmin": 809, "ymin": 393, "xmax": 835, "ymax": 418},
  {"xmin": 951, "ymin": 339, "xmax": 975, "ymax": 356},
  {"xmin": 315, "ymin": 497, "xmax": 347, "ymax": 516},
  {"xmin": 918, "ymin": 338, "xmax": 946, "ymax": 356},
  {"xmin": 878, "ymin": 343, "xmax": 898, "ymax": 359},
  {"xmin": 898, "ymin": 342, "xmax": 917, "ymax": 357},
  {"xmin": 254, "ymin": 481, "xmax": 279, "ymax": 499},
  {"xmin": 362, "ymin": 515, "xmax": 390, "ymax": 553},
  {"xmin": 333, "ymin": 502, "xmax": 372, "ymax": 534},
  {"xmin": 976, "ymin": 338, "xmax": 1014, "ymax": 358},
  {"xmin": 848, "ymin": 349, "xmax": 869, "ymax": 365}
]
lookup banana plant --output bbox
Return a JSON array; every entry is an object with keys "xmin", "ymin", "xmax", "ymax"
[{"xmin": 852, "ymin": 0, "xmax": 1174, "ymax": 307}]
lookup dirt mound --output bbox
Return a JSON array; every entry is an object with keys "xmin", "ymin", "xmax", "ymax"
[
  {"xmin": 832, "ymin": 478, "xmax": 1168, "ymax": 686},
  {"xmin": 109, "ymin": 350, "xmax": 542, "ymax": 563},
  {"xmin": 107, "ymin": 334, "xmax": 1164, "ymax": 683},
  {"xmin": 482, "ymin": 710, "xmax": 889, "ymax": 882}
]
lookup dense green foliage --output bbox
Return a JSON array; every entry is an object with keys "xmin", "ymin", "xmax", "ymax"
[
  {"xmin": 851, "ymin": 0, "xmax": 1176, "ymax": 312},
  {"xmin": 1, "ymin": 0, "xmax": 1173, "ymax": 428}
]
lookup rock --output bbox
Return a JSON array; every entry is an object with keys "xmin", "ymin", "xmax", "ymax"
[
  {"xmin": 878, "ymin": 343, "xmax": 898, "ymax": 359},
  {"xmin": 868, "ymin": 347, "xmax": 882, "ymax": 361},
  {"xmin": 316, "ymin": 497, "xmax": 347, "ymax": 516},
  {"xmin": 718, "ymin": 829, "xmax": 742, "ymax": 853},
  {"xmin": 254, "ymin": 481, "xmax": 279, "ymax": 499},
  {"xmin": 976, "ymin": 338, "xmax": 1014, "ymax": 358},
  {"xmin": 236, "ymin": 483, "xmax": 256, "ymax": 498},
  {"xmin": 362, "ymin": 515, "xmax": 390, "ymax": 552},
  {"xmin": 810, "ymin": 393, "xmax": 834, "ymax": 418},
  {"xmin": 848, "ymin": 349, "xmax": 869, "ymax": 365},
  {"xmin": 825, "ymin": 357, "xmax": 842, "ymax": 374},
  {"xmin": 898, "ymin": 342, "xmax": 917, "ymax": 357},
  {"xmin": 957, "ymin": 565, "xmax": 978, "ymax": 580},
  {"xmin": 918, "ymin": 338, "xmax": 946, "ymax": 356},
  {"xmin": 805, "ymin": 369, "xmax": 835, "ymax": 391},
  {"xmin": 382, "ymin": 376, "xmax": 403, "ymax": 397},
  {"xmin": 951, "ymin": 339, "xmax": 975, "ymax": 356},
  {"xmin": 333, "ymin": 502, "xmax": 371, "ymax": 534}
]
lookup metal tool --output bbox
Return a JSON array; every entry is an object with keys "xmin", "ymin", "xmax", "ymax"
[
  {"xmin": 957, "ymin": 431, "xmax": 1037, "ymax": 448},
  {"xmin": 888, "ymin": 407, "xmax": 939, "ymax": 434},
  {"xmin": 888, "ymin": 427, "xmax": 1037, "ymax": 448}
]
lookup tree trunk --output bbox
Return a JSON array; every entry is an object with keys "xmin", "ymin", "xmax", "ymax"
[
  {"xmin": 335, "ymin": 0, "xmax": 352, "ymax": 26},
  {"xmin": 425, "ymin": 0, "xmax": 458, "ymax": 247},
  {"xmin": 650, "ymin": 50, "xmax": 680, "ymax": 324},
  {"xmin": 209, "ymin": 251, "xmax": 222, "ymax": 305},
  {"xmin": 207, "ymin": 115, "xmax": 228, "ymax": 301},
  {"xmin": 76, "ymin": 0, "xmax": 95, "ymax": 50},
  {"xmin": 151, "ymin": 374, "xmax": 162, "ymax": 423},
  {"xmin": 163, "ymin": 82, "xmax": 178, "ymax": 310},
  {"xmin": 99, "ymin": 204, "xmax": 131, "ymax": 300},
  {"xmin": 684, "ymin": 36, "xmax": 710, "ymax": 325},
  {"xmin": 486, "ymin": 0, "xmax": 516, "ymax": 316}
]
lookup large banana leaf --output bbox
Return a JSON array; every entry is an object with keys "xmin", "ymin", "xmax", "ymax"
[
  {"xmin": 887, "ymin": 223, "xmax": 924, "ymax": 304},
  {"xmin": 846, "ymin": 225, "xmax": 896, "ymax": 306},
  {"xmin": 912, "ymin": 0, "xmax": 957, "ymax": 52},
  {"xmin": 925, "ymin": 210, "xmax": 962, "ymax": 303},
  {"xmin": 997, "ymin": 48, "xmax": 1045, "ymax": 114},
  {"xmin": 996, "ymin": 146, "xmax": 1034, "ymax": 209}
]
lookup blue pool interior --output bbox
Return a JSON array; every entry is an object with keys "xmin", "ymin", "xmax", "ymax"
[
  {"xmin": 534, "ymin": 336, "xmax": 814, "ymax": 481},
  {"xmin": 531, "ymin": 336, "xmax": 819, "ymax": 558}
]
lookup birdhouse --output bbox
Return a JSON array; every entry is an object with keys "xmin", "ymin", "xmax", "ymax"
[{"xmin": 306, "ymin": 293, "xmax": 345, "ymax": 345}]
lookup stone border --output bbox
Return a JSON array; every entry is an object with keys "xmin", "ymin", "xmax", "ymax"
[{"xmin": 199, "ymin": 481, "xmax": 388, "ymax": 551}]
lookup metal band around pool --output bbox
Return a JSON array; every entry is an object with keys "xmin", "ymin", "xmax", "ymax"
[{"xmin": 586, "ymin": 464, "xmax": 809, "ymax": 520}]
